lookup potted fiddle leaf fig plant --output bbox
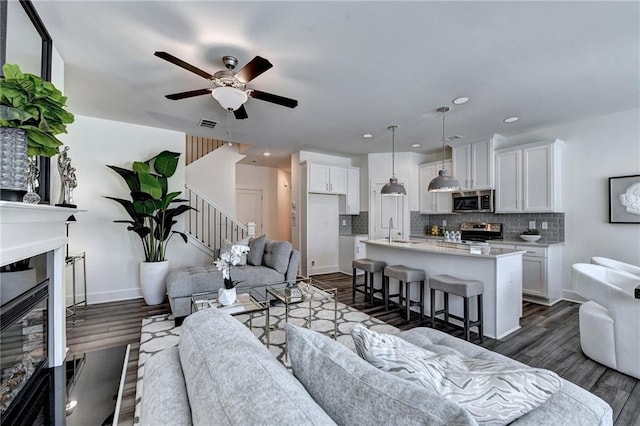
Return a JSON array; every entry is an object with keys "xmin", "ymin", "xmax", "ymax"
[
  {"xmin": 106, "ymin": 150, "xmax": 193, "ymax": 305},
  {"xmin": 0, "ymin": 63, "xmax": 74, "ymax": 200}
]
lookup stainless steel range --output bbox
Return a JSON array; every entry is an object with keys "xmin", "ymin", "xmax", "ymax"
[{"xmin": 459, "ymin": 222, "xmax": 503, "ymax": 242}]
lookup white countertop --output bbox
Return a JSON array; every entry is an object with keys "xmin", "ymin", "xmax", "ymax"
[
  {"xmin": 364, "ymin": 238, "xmax": 526, "ymax": 258},
  {"xmin": 409, "ymin": 234, "xmax": 565, "ymax": 247}
]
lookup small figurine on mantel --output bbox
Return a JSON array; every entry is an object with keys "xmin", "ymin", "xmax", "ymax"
[{"xmin": 56, "ymin": 146, "xmax": 77, "ymax": 208}]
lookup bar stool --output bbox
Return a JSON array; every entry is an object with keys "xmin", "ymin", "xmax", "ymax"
[
  {"xmin": 383, "ymin": 265, "xmax": 426, "ymax": 321},
  {"xmin": 429, "ymin": 274, "xmax": 484, "ymax": 342},
  {"xmin": 352, "ymin": 259, "xmax": 386, "ymax": 304}
]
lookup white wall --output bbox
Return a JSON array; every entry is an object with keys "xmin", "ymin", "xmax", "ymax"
[
  {"xmin": 497, "ymin": 108, "xmax": 640, "ymax": 298},
  {"xmin": 186, "ymin": 144, "xmax": 245, "ymax": 216},
  {"xmin": 59, "ymin": 115, "xmax": 210, "ymax": 304},
  {"xmin": 236, "ymin": 164, "xmax": 291, "ymax": 241}
]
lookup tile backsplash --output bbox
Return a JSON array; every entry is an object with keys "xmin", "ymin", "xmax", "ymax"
[
  {"xmin": 339, "ymin": 212, "xmax": 369, "ymax": 235},
  {"xmin": 341, "ymin": 211, "xmax": 563, "ymax": 242},
  {"xmin": 410, "ymin": 212, "xmax": 565, "ymax": 243}
]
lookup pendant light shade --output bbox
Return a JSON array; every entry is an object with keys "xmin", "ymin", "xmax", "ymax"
[
  {"xmin": 381, "ymin": 125, "xmax": 406, "ymax": 196},
  {"xmin": 428, "ymin": 107, "xmax": 461, "ymax": 192}
]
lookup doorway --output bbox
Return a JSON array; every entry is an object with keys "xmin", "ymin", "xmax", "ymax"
[
  {"xmin": 369, "ymin": 181, "xmax": 408, "ymax": 240},
  {"xmin": 236, "ymin": 188, "xmax": 263, "ymax": 235}
]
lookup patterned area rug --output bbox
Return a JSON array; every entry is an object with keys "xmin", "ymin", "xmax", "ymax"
[{"xmin": 133, "ymin": 299, "xmax": 399, "ymax": 424}]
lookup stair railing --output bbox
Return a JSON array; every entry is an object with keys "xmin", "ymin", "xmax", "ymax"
[{"xmin": 184, "ymin": 184, "xmax": 249, "ymax": 252}]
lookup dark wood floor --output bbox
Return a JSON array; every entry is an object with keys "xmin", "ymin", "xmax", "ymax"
[{"xmin": 66, "ymin": 272, "xmax": 640, "ymax": 425}]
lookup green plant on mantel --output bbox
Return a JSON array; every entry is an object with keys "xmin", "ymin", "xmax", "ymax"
[
  {"xmin": 106, "ymin": 150, "xmax": 193, "ymax": 262},
  {"xmin": 0, "ymin": 63, "xmax": 74, "ymax": 157},
  {"xmin": 521, "ymin": 228, "xmax": 540, "ymax": 235}
]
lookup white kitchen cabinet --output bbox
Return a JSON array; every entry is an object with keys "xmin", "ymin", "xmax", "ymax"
[
  {"xmin": 489, "ymin": 242, "xmax": 564, "ymax": 305},
  {"xmin": 495, "ymin": 139, "xmax": 563, "ymax": 213},
  {"xmin": 308, "ymin": 163, "xmax": 347, "ymax": 194},
  {"xmin": 418, "ymin": 161, "xmax": 453, "ymax": 214},
  {"xmin": 339, "ymin": 167, "xmax": 360, "ymax": 214},
  {"xmin": 451, "ymin": 139, "xmax": 494, "ymax": 190}
]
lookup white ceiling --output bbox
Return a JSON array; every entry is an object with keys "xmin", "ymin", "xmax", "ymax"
[{"xmin": 26, "ymin": 1, "xmax": 640, "ymax": 168}]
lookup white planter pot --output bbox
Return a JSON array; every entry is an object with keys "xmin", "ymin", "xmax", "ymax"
[
  {"xmin": 218, "ymin": 287, "xmax": 237, "ymax": 306},
  {"xmin": 140, "ymin": 261, "xmax": 169, "ymax": 305}
]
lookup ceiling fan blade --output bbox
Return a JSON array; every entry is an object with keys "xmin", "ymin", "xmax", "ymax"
[
  {"xmin": 235, "ymin": 56, "xmax": 273, "ymax": 83},
  {"xmin": 233, "ymin": 105, "xmax": 249, "ymax": 120},
  {"xmin": 249, "ymin": 90, "xmax": 298, "ymax": 108},
  {"xmin": 165, "ymin": 88, "xmax": 212, "ymax": 100},
  {"xmin": 154, "ymin": 51, "xmax": 214, "ymax": 80}
]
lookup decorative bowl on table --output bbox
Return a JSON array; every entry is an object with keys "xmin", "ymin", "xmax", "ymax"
[{"xmin": 520, "ymin": 234, "xmax": 542, "ymax": 242}]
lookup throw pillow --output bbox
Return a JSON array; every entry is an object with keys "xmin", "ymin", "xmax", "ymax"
[
  {"xmin": 262, "ymin": 240, "xmax": 292, "ymax": 274},
  {"xmin": 246, "ymin": 234, "xmax": 266, "ymax": 266},
  {"xmin": 219, "ymin": 237, "xmax": 250, "ymax": 266},
  {"xmin": 351, "ymin": 325, "xmax": 562, "ymax": 425},
  {"xmin": 284, "ymin": 323, "xmax": 476, "ymax": 425}
]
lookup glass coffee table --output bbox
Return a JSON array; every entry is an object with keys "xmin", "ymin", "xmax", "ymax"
[
  {"xmin": 190, "ymin": 288, "xmax": 270, "ymax": 348},
  {"xmin": 266, "ymin": 278, "xmax": 338, "ymax": 341}
]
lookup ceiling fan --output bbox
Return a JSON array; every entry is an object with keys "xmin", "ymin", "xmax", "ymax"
[{"xmin": 154, "ymin": 51, "xmax": 298, "ymax": 120}]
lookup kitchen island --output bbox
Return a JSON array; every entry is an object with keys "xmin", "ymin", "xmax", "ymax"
[{"xmin": 364, "ymin": 239, "xmax": 525, "ymax": 339}]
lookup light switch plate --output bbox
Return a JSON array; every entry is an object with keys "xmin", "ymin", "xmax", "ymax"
[
  {"xmin": 442, "ymin": 220, "xmax": 447, "ymax": 227},
  {"xmin": 528, "ymin": 221, "xmax": 536, "ymax": 229},
  {"xmin": 541, "ymin": 222, "xmax": 548, "ymax": 229}
]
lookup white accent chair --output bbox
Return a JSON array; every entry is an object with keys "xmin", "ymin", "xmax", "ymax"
[
  {"xmin": 572, "ymin": 263, "xmax": 640, "ymax": 379},
  {"xmin": 591, "ymin": 256, "xmax": 640, "ymax": 277}
]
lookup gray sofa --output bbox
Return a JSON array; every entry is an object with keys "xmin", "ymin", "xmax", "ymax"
[
  {"xmin": 166, "ymin": 236, "xmax": 300, "ymax": 321},
  {"xmin": 141, "ymin": 310, "xmax": 613, "ymax": 426}
]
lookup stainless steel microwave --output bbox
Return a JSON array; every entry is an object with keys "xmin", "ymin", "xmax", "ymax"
[{"xmin": 452, "ymin": 190, "xmax": 494, "ymax": 213}]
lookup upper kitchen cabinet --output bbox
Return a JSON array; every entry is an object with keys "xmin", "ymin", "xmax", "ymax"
[
  {"xmin": 451, "ymin": 139, "xmax": 494, "ymax": 190},
  {"xmin": 308, "ymin": 163, "xmax": 347, "ymax": 194},
  {"xmin": 419, "ymin": 161, "xmax": 453, "ymax": 214},
  {"xmin": 495, "ymin": 139, "xmax": 563, "ymax": 213},
  {"xmin": 339, "ymin": 167, "xmax": 360, "ymax": 215}
]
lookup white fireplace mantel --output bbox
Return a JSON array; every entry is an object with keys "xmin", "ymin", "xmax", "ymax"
[{"xmin": 1, "ymin": 201, "xmax": 79, "ymax": 367}]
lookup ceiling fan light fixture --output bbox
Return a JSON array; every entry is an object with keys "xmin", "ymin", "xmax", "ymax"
[
  {"xmin": 211, "ymin": 86, "xmax": 248, "ymax": 111},
  {"xmin": 381, "ymin": 125, "xmax": 407, "ymax": 196}
]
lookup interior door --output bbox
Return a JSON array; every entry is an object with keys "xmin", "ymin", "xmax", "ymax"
[
  {"xmin": 370, "ymin": 182, "xmax": 406, "ymax": 240},
  {"xmin": 236, "ymin": 188, "xmax": 263, "ymax": 235}
]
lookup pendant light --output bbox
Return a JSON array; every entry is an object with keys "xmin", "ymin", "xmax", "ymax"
[
  {"xmin": 428, "ymin": 107, "xmax": 461, "ymax": 192},
  {"xmin": 381, "ymin": 125, "xmax": 406, "ymax": 196}
]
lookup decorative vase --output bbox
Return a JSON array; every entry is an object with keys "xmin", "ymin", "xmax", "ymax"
[
  {"xmin": 139, "ymin": 261, "xmax": 169, "ymax": 305},
  {"xmin": 218, "ymin": 287, "xmax": 237, "ymax": 306},
  {"xmin": 0, "ymin": 127, "xmax": 28, "ymax": 201}
]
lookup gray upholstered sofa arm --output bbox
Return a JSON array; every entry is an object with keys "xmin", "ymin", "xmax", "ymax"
[{"xmin": 140, "ymin": 347, "xmax": 192, "ymax": 426}]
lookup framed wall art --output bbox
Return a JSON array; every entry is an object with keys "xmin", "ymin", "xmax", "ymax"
[{"xmin": 609, "ymin": 174, "xmax": 640, "ymax": 223}]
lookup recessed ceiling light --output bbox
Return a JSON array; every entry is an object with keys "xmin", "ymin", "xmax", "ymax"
[
  {"xmin": 411, "ymin": 143, "xmax": 421, "ymax": 148},
  {"xmin": 263, "ymin": 152, "xmax": 271, "ymax": 156},
  {"xmin": 444, "ymin": 135, "xmax": 463, "ymax": 142},
  {"xmin": 362, "ymin": 133, "xmax": 373, "ymax": 139},
  {"xmin": 503, "ymin": 116, "xmax": 519, "ymax": 123},
  {"xmin": 452, "ymin": 96, "xmax": 470, "ymax": 105}
]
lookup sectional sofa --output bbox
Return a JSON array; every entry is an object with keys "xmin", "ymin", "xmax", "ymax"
[
  {"xmin": 165, "ymin": 235, "xmax": 300, "ymax": 321},
  {"xmin": 140, "ymin": 310, "xmax": 612, "ymax": 425}
]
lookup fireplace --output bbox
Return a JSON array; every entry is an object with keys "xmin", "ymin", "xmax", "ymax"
[
  {"xmin": 0, "ymin": 253, "xmax": 50, "ymax": 422},
  {"xmin": 0, "ymin": 202, "xmax": 78, "ymax": 425}
]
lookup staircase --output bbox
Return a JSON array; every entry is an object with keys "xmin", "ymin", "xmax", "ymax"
[
  {"xmin": 184, "ymin": 184, "xmax": 251, "ymax": 256},
  {"xmin": 185, "ymin": 134, "xmax": 228, "ymax": 165}
]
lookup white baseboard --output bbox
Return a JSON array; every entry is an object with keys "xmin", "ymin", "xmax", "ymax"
[
  {"xmin": 562, "ymin": 290, "xmax": 586, "ymax": 304},
  {"xmin": 85, "ymin": 288, "xmax": 143, "ymax": 305},
  {"xmin": 309, "ymin": 265, "xmax": 339, "ymax": 275}
]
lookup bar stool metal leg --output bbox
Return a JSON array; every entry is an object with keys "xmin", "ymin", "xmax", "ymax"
[
  {"xmin": 419, "ymin": 280, "xmax": 425, "ymax": 318},
  {"xmin": 444, "ymin": 293, "xmax": 449, "ymax": 322},
  {"xmin": 463, "ymin": 297, "xmax": 470, "ymax": 341},
  {"xmin": 352, "ymin": 269, "xmax": 357, "ymax": 302},
  {"xmin": 384, "ymin": 276, "xmax": 390, "ymax": 310},
  {"xmin": 405, "ymin": 280, "xmax": 411, "ymax": 321},
  {"xmin": 430, "ymin": 288, "xmax": 436, "ymax": 328},
  {"xmin": 478, "ymin": 294, "xmax": 484, "ymax": 343}
]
